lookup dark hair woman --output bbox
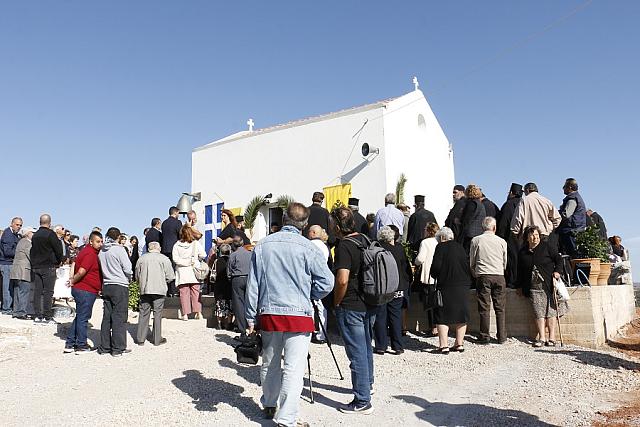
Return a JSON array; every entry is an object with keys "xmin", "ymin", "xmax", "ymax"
[
  {"xmin": 215, "ymin": 209, "xmax": 239, "ymax": 246},
  {"xmin": 516, "ymin": 225, "xmax": 569, "ymax": 347},
  {"xmin": 129, "ymin": 235, "xmax": 140, "ymax": 280}
]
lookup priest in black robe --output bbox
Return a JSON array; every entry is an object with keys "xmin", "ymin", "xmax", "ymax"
[
  {"xmin": 348, "ymin": 197, "xmax": 369, "ymax": 235},
  {"xmin": 407, "ymin": 194, "xmax": 437, "ymax": 251},
  {"xmin": 497, "ymin": 183, "xmax": 523, "ymax": 288},
  {"xmin": 445, "ymin": 185, "xmax": 466, "ymax": 240}
]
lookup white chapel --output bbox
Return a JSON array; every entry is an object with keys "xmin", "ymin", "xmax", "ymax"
[{"xmin": 191, "ymin": 80, "xmax": 456, "ymax": 245}]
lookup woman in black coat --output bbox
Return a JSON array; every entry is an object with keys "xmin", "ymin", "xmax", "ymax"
[
  {"xmin": 373, "ymin": 226, "xmax": 413, "ymax": 355},
  {"xmin": 516, "ymin": 225, "xmax": 568, "ymax": 347},
  {"xmin": 458, "ymin": 184, "xmax": 486, "ymax": 254},
  {"xmin": 430, "ymin": 226, "xmax": 473, "ymax": 353}
]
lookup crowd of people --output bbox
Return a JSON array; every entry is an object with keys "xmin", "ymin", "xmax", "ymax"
[{"xmin": 0, "ymin": 177, "xmax": 631, "ymax": 426}]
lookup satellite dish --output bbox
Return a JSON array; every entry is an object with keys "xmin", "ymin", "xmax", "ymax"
[{"xmin": 361, "ymin": 143, "xmax": 379, "ymax": 157}]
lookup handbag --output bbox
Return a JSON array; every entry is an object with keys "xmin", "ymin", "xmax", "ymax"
[
  {"xmin": 191, "ymin": 242, "xmax": 210, "ymax": 282},
  {"xmin": 234, "ymin": 332, "xmax": 262, "ymax": 365},
  {"xmin": 435, "ymin": 289, "xmax": 443, "ymax": 308},
  {"xmin": 433, "ymin": 279, "xmax": 443, "ymax": 308},
  {"xmin": 530, "ymin": 266, "xmax": 545, "ymax": 291}
]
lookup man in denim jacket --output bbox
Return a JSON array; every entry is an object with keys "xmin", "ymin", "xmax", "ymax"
[{"xmin": 246, "ymin": 202, "xmax": 334, "ymax": 427}]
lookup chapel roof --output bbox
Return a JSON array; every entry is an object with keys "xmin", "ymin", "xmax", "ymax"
[{"xmin": 193, "ymin": 95, "xmax": 398, "ymax": 152}]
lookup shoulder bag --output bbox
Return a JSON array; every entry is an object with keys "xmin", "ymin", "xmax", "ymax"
[{"xmin": 191, "ymin": 242, "xmax": 210, "ymax": 282}]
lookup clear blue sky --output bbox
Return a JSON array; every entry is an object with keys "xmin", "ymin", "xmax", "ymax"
[{"xmin": 1, "ymin": 1, "xmax": 638, "ymax": 256}]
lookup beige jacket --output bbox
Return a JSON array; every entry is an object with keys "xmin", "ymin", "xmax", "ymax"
[
  {"xmin": 172, "ymin": 240, "xmax": 206, "ymax": 285},
  {"xmin": 510, "ymin": 192, "xmax": 561, "ymax": 238}
]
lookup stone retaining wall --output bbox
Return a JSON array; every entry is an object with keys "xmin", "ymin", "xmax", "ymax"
[{"xmin": 406, "ymin": 284, "xmax": 637, "ymax": 348}]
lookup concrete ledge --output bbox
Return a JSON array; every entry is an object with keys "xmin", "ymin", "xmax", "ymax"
[{"xmin": 406, "ymin": 284, "xmax": 637, "ymax": 349}]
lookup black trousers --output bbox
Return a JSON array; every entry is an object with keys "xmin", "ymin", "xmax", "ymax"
[
  {"xmin": 373, "ymin": 296, "xmax": 404, "ymax": 352},
  {"xmin": 100, "ymin": 284, "xmax": 129, "ymax": 354},
  {"xmin": 162, "ymin": 253, "xmax": 177, "ymax": 296},
  {"xmin": 32, "ymin": 267, "xmax": 56, "ymax": 319},
  {"xmin": 476, "ymin": 275, "xmax": 507, "ymax": 341},
  {"xmin": 231, "ymin": 276, "xmax": 248, "ymax": 332}
]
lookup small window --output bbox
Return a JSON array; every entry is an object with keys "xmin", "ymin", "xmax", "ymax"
[{"xmin": 418, "ymin": 114, "xmax": 426, "ymax": 130}]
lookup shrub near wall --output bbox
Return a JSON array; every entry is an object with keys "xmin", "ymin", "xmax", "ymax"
[{"xmin": 128, "ymin": 281, "xmax": 140, "ymax": 311}]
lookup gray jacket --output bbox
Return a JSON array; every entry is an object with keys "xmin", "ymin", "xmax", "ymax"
[
  {"xmin": 99, "ymin": 239, "xmax": 133, "ymax": 287},
  {"xmin": 136, "ymin": 252, "xmax": 175, "ymax": 295},
  {"xmin": 227, "ymin": 247, "xmax": 252, "ymax": 278},
  {"xmin": 10, "ymin": 237, "xmax": 32, "ymax": 282}
]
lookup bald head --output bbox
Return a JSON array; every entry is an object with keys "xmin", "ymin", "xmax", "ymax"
[
  {"xmin": 40, "ymin": 214, "xmax": 52, "ymax": 228},
  {"xmin": 308, "ymin": 225, "xmax": 323, "ymax": 239}
]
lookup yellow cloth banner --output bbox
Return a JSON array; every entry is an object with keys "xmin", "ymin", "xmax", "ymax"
[
  {"xmin": 323, "ymin": 184, "xmax": 352, "ymax": 212},
  {"xmin": 228, "ymin": 207, "xmax": 243, "ymax": 216}
]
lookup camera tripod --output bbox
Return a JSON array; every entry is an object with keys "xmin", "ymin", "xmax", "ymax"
[{"xmin": 307, "ymin": 301, "xmax": 344, "ymax": 404}]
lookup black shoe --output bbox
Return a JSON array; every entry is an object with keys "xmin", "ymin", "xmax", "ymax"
[
  {"xmin": 373, "ymin": 349, "xmax": 385, "ymax": 355},
  {"xmin": 136, "ymin": 340, "xmax": 145, "ymax": 346},
  {"xmin": 154, "ymin": 338, "xmax": 167, "ymax": 346},
  {"xmin": 496, "ymin": 338, "xmax": 507, "ymax": 344},
  {"xmin": 63, "ymin": 346, "xmax": 75, "ymax": 354},
  {"xmin": 97, "ymin": 347, "xmax": 111, "ymax": 355},
  {"xmin": 75, "ymin": 346, "xmax": 93, "ymax": 354},
  {"xmin": 12, "ymin": 315, "xmax": 28, "ymax": 320},
  {"xmin": 263, "ymin": 406, "xmax": 276, "ymax": 419},
  {"xmin": 311, "ymin": 337, "xmax": 327, "ymax": 345},
  {"xmin": 392, "ymin": 349, "xmax": 404, "ymax": 355},
  {"xmin": 111, "ymin": 349, "xmax": 132, "ymax": 357},
  {"xmin": 476, "ymin": 337, "xmax": 491, "ymax": 345}
]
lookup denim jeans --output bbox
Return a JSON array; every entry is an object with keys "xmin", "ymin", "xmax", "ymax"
[
  {"xmin": 335, "ymin": 306, "xmax": 376, "ymax": 404},
  {"xmin": 260, "ymin": 331, "xmax": 311, "ymax": 427},
  {"xmin": 0, "ymin": 264, "xmax": 14, "ymax": 311},
  {"xmin": 373, "ymin": 297, "xmax": 404, "ymax": 352},
  {"xmin": 12, "ymin": 280, "xmax": 34, "ymax": 317},
  {"xmin": 66, "ymin": 288, "xmax": 97, "ymax": 349}
]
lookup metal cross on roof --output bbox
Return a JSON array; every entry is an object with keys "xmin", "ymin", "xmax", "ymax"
[{"xmin": 247, "ymin": 118, "xmax": 254, "ymax": 132}]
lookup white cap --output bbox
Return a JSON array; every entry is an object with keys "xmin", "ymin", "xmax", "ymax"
[{"xmin": 20, "ymin": 226, "xmax": 37, "ymax": 236}]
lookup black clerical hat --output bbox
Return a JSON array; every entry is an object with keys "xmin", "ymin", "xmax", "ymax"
[
  {"xmin": 509, "ymin": 183, "xmax": 523, "ymax": 194},
  {"xmin": 348, "ymin": 198, "xmax": 359, "ymax": 207},
  {"xmin": 235, "ymin": 215, "xmax": 244, "ymax": 222},
  {"xmin": 414, "ymin": 195, "xmax": 425, "ymax": 204}
]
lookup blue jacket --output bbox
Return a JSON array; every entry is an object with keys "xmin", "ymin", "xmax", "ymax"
[
  {"xmin": 245, "ymin": 225, "xmax": 334, "ymax": 326},
  {"xmin": 559, "ymin": 191, "xmax": 587, "ymax": 231},
  {"xmin": 0, "ymin": 227, "xmax": 20, "ymax": 265}
]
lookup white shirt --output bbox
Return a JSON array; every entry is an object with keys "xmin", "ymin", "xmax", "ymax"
[{"xmin": 310, "ymin": 239, "xmax": 329, "ymax": 261}]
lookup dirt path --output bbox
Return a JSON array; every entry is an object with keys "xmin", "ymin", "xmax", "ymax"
[{"xmin": 1, "ymin": 306, "xmax": 639, "ymax": 427}]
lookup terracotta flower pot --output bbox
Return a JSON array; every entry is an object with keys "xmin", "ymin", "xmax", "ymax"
[
  {"xmin": 570, "ymin": 258, "xmax": 601, "ymax": 285},
  {"xmin": 597, "ymin": 262, "xmax": 611, "ymax": 286}
]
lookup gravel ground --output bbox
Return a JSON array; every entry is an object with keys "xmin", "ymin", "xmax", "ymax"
[{"xmin": 1, "ymin": 306, "xmax": 639, "ymax": 427}]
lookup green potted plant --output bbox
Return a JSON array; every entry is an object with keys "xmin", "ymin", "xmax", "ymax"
[{"xmin": 574, "ymin": 225, "xmax": 610, "ymax": 285}]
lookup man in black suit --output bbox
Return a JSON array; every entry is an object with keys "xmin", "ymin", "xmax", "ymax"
[
  {"xmin": 407, "ymin": 195, "xmax": 437, "ymax": 252},
  {"xmin": 145, "ymin": 218, "xmax": 163, "ymax": 247},
  {"xmin": 161, "ymin": 207, "xmax": 182, "ymax": 296}
]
